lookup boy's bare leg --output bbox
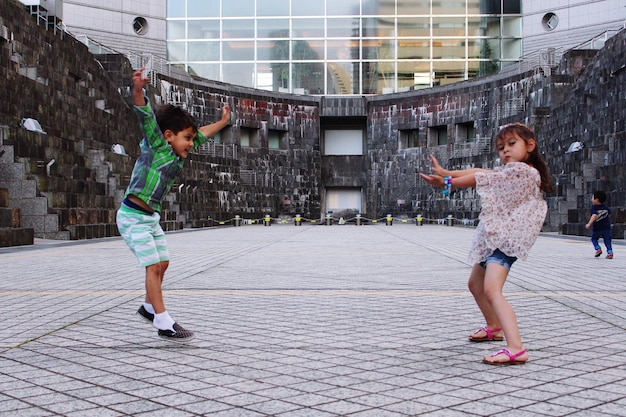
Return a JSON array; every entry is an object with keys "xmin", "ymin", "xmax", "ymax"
[{"xmin": 145, "ymin": 261, "xmax": 168, "ymax": 314}]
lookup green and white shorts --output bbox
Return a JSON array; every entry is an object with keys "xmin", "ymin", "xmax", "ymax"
[{"xmin": 116, "ymin": 203, "xmax": 169, "ymax": 267}]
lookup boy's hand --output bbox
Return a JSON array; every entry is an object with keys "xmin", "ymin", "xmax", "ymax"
[
  {"xmin": 132, "ymin": 67, "xmax": 147, "ymax": 106},
  {"xmin": 220, "ymin": 105, "xmax": 231, "ymax": 123},
  {"xmin": 133, "ymin": 67, "xmax": 148, "ymax": 93}
]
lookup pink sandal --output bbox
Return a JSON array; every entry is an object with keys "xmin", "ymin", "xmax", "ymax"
[
  {"xmin": 468, "ymin": 326, "xmax": 504, "ymax": 342},
  {"xmin": 483, "ymin": 348, "xmax": 527, "ymax": 365}
]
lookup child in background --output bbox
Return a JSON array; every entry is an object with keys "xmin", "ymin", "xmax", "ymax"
[
  {"xmin": 420, "ymin": 123, "xmax": 553, "ymax": 365},
  {"xmin": 117, "ymin": 67, "xmax": 231, "ymax": 342},
  {"xmin": 585, "ymin": 190, "xmax": 613, "ymax": 259}
]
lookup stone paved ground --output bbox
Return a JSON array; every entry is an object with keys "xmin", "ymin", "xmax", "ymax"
[{"xmin": 0, "ymin": 224, "xmax": 625, "ymax": 417}]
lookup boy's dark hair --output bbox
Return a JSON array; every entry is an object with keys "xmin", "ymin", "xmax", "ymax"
[
  {"xmin": 155, "ymin": 105, "xmax": 198, "ymax": 134},
  {"xmin": 593, "ymin": 190, "xmax": 607, "ymax": 204}
]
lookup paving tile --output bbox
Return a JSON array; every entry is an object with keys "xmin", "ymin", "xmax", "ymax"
[{"xmin": 0, "ymin": 225, "xmax": 624, "ymax": 416}]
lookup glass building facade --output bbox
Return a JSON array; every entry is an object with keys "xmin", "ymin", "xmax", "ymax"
[{"xmin": 166, "ymin": 0, "xmax": 522, "ymax": 95}]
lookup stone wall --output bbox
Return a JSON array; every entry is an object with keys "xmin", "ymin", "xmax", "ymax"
[{"xmin": 1, "ymin": 0, "xmax": 624, "ymax": 246}]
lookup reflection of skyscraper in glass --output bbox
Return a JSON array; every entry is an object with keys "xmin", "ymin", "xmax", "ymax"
[
  {"xmin": 161, "ymin": 0, "xmax": 525, "ymax": 95},
  {"xmin": 60, "ymin": 1, "xmax": 625, "ymax": 95}
]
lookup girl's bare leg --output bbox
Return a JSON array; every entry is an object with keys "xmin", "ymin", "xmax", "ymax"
[
  {"xmin": 482, "ymin": 263, "xmax": 528, "ymax": 363},
  {"xmin": 467, "ymin": 264, "xmax": 502, "ymax": 338}
]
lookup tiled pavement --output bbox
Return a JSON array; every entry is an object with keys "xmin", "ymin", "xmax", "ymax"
[{"xmin": 0, "ymin": 223, "xmax": 625, "ymax": 417}]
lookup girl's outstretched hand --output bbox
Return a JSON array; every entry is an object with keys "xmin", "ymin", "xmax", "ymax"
[
  {"xmin": 419, "ymin": 172, "xmax": 444, "ymax": 187},
  {"xmin": 429, "ymin": 154, "xmax": 448, "ymax": 177}
]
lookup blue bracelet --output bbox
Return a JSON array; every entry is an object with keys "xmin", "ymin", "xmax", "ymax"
[{"xmin": 442, "ymin": 176, "xmax": 452, "ymax": 196}]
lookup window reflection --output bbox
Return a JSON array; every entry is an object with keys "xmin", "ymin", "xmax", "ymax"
[
  {"xmin": 222, "ymin": 62, "xmax": 254, "ymax": 86},
  {"xmin": 167, "ymin": 20, "xmax": 186, "ymax": 39},
  {"xmin": 327, "ymin": 0, "xmax": 361, "ymax": 16},
  {"xmin": 188, "ymin": 20, "xmax": 219, "ymax": 39},
  {"xmin": 327, "ymin": 18, "xmax": 360, "ymax": 38},
  {"xmin": 223, "ymin": 41, "xmax": 255, "ymax": 60},
  {"xmin": 292, "ymin": 18, "xmax": 325, "ymax": 38},
  {"xmin": 292, "ymin": 0, "xmax": 324, "ymax": 16},
  {"xmin": 188, "ymin": 41, "xmax": 219, "ymax": 61},
  {"xmin": 223, "ymin": 0, "xmax": 253, "ymax": 17},
  {"xmin": 257, "ymin": 19, "xmax": 289, "ymax": 38},
  {"xmin": 188, "ymin": 0, "xmax": 220, "ymax": 17},
  {"xmin": 166, "ymin": 0, "xmax": 522, "ymax": 94},
  {"xmin": 256, "ymin": 0, "xmax": 290, "ymax": 16},
  {"xmin": 327, "ymin": 62, "xmax": 358, "ymax": 94},
  {"xmin": 294, "ymin": 62, "xmax": 324, "ymax": 93}
]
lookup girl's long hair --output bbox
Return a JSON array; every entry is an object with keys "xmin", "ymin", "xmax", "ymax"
[{"xmin": 496, "ymin": 123, "xmax": 554, "ymax": 193}]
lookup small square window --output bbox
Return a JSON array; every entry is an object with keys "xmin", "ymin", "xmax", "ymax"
[{"xmin": 268, "ymin": 130, "xmax": 287, "ymax": 150}]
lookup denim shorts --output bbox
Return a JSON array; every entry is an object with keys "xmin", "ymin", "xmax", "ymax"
[{"xmin": 479, "ymin": 249, "xmax": 517, "ymax": 271}]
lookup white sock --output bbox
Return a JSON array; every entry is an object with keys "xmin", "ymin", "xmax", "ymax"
[
  {"xmin": 143, "ymin": 303, "xmax": 155, "ymax": 314},
  {"xmin": 153, "ymin": 311, "xmax": 175, "ymax": 331}
]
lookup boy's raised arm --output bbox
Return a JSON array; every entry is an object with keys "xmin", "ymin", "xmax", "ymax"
[
  {"xmin": 133, "ymin": 67, "xmax": 147, "ymax": 106},
  {"xmin": 199, "ymin": 105, "xmax": 231, "ymax": 138}
]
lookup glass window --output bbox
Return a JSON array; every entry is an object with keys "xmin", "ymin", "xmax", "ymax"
[
  {"xmin": 467, "ymin": 40, "xmax": 482, "ymax": 58},
  {"xmin": 502, "ymin": 38, "xmax": 521, "ymax": 59},
  {"xmin": 188, "ymin": 20, "xmax": 219, "ymax": 39},
  {"xmin": 503, "ymin": 1, "xmax": 521, "ymax": 14},
  {"xmin": 327, "ymin": 39, "xmax": 359, "ymax": 60},
  {"xmin": 398, "ymin": 17, "xmax": 429, "ymax": 37},
  {"xmin": 433, "ymin": 61, "xmax": 466, "ymax": 86},
  {"xmin": 254, "ymin": 63, "xmax": 275, "ymax": 90},
  {"xmin": 433, "ymin": 39, "xmax": 465, "ymax": 59},
  {"xmin": 362, "ymin": 39, "xmax": 394, "ymax": 60},
  {"xmin": 481, "ymin": 0, "xmax": 501, "ymax": 14},
  {"xmin": 258, "ymin": 41, "xmax": 288, "ymax": 61},
  {"xmin": 188, "ymin": 41, "xmax": 219, "ymax": 61},
  {"xmin": 167, "ymin": 41, "xmax": 186, "ymax": 62},
  {"xmin": 222, "ymin": 41, "xmax": 254, "ymax": 60},
  {"xmin": 167, "ymin": 20, "xmax": 186, "ymax": 39},
  {"xmin": 467, "ymin": 16, "xmax": 486, "ymax": 37},
  {"xmin": 327, "ymin": 62, "xmax": 358, "ymax": 94},
  {"xmin": 256, "ymin": 0, "xmax": 289, "ymax": 16},
  {"xmin": 223, "ymin": 19, "xmax": 254, "ymax": 39},
  {"xmin": 398, "ymin": 39, "xmax": 430, "ymax": 59},
  {"xmin": 362, "ymin": 17, "xmax": 394, "ymax": 38},
  {"xmin": 467, "ymin": 0, "xmax": 481, "ymax": 14},
  {"xmin": 292, "ymin": 18, "xmax": 325, "ymax": 38},
  {"xmin": 293, "ymin": 62, "xmax": 324, "ymax": 93},
  {"xmin": 292, "ymin": 40, "xmax": 324, "ymax": 60},
  {"xmin": 432, "ymin": 17, "xmax": 466, "ymax": 37},
  {"xmin": 397, "ymin": 1, "xmax": 431, "ymax": 15},
  {"xmin": 188, "ymin": 0, "xmax": 220, "ymax": 17},
  {"xmin": 362, "ymin": 61, "xmax": 395, "ymax": 94},
  {"xmin": 482, "ymin": 17, "xmax": 501, "ymax": 37},
  {"xmin": 398, "ymin": 61, "xmax": 431, "ymax": 90},
  {"xmin": 188, "ymin": 63, "xmax": 219, "ymax": 80},
  {"xmin": 257, "ymin": 19, "xmax": 289, "ymax": 38},
  {"xmin": 502, "ymin": 17, "xmax": 521, "ymax": 37},
  {"xmin": 167, "ymin": 0, "xmax": 185, "ymax": 18},
  {"xmin": 326, "ymin": 0, "xmax": 360, "ymax": 16},
  {"xmin": 327, "ymin": 18, "xmax": 360, "ymax": 38},
  {"xmin": 292, "ymin": 1, "xmax": 324, "ymax": 16},
  {"xmin": 223, "ymin": 0, "xmax": 254, "ymax": 17},
  {"xmin": 223, "ymin": 62, "xmax": 254, "ymax": 87},
  {"xmin": 432, "ymin": 1, "xmax": 467, "ymax": 15}
]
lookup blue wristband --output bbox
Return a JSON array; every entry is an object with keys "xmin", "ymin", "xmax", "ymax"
[{"xmin": 442, "ymin": 176, "xmax": 452, "ymax": 196}]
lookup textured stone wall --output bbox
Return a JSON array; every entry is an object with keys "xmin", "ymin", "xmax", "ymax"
[{"xmin": 1, "ymin": 0, "xmax": 624, "ymax": 245}]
